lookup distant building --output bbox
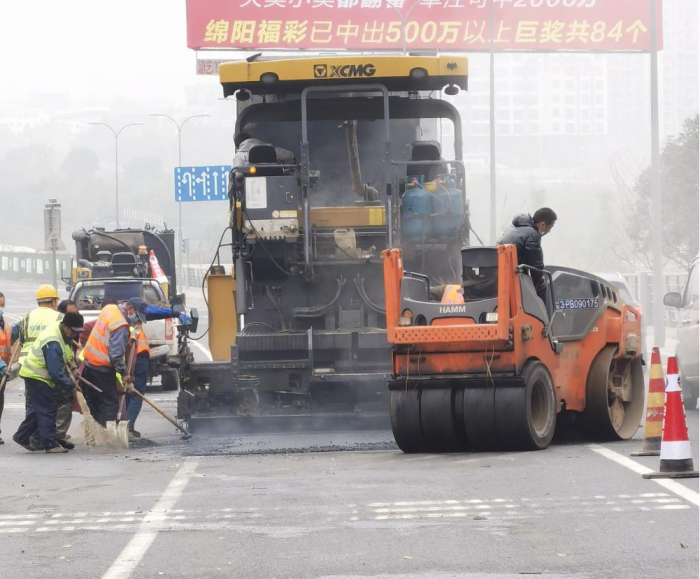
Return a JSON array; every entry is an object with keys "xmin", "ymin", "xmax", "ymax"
[{"xmin": 443, "ymin": 0, "xmax": 697, "ymax": 177}]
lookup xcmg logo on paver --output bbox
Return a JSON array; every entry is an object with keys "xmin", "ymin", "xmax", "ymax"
[{"xmin": 313, "ymin": 63, "xmax": 376, "ymax": 79}]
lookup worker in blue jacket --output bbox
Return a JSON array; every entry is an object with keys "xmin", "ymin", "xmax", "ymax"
[{"xmin": 126, "ymin": 303, "xmax": 191, "ymax": 440}]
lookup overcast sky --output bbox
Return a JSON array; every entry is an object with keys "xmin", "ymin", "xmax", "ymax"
[{"xmin": 0, "ymin": 1, "xmax": 198, "ymax": 98}]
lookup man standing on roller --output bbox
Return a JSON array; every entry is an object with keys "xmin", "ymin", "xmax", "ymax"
[{"xmin": 497, "ymin": 207, "xmax": 557, "ymax": 303}]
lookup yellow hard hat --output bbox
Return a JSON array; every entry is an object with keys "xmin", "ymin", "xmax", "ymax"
[{"xmin": 36, "ymin": 284, "xmax": 59, "ymax": 301}]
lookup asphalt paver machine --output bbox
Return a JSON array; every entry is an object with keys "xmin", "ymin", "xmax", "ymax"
[{"xmin": 178, "ymin": 55, "xmax": 471, "ymax": 430}]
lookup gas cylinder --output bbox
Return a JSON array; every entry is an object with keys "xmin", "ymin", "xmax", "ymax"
[
  {"xmin": 401, "ymin": 176, "xmax": 433, "ymax": 244},
  {"xmin": 432, "ymin": 175, "xmax": 464, "ymax": 242}
]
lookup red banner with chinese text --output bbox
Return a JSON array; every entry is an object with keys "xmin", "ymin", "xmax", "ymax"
[{"xmin": 186, "ymin": 0, "xmax": 662, "ymax": 52}]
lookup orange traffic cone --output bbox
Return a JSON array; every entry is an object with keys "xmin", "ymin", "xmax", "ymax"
[
  {"xmin": 643, "ymin": 356, "xmax": 699, "ymax": 479},
  {"xmin": 632, "ymin": 347, "xmax": 665, "ymax": 456}
]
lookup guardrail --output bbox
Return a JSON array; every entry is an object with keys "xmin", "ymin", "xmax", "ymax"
[
  {"xmin": 182, "ymin": 264, "xmax": 233, "ymax": 289},
  {"xmin": 623, "ymin": 271, "xmax": 688, "ymax": 328},
  {"xmin": 0, "ymin": 251, "xmax": 72, "ymax": 285}
]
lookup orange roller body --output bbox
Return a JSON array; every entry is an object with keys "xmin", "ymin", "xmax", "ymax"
[{"xmin": 382, "ymin": 245, "xmax": 646, "ymax": 453}]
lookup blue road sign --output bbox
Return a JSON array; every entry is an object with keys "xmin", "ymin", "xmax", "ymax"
[{"xmin": 174, "ymin": 165, "xmax": 231, "ymax": 202}]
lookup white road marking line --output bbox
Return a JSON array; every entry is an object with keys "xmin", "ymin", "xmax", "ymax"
[
  {"xmin": 100, "ymin": 461, "xmax": 198, "ymax": 579},
  {"xmin": 588, "ymin": 444, "xmax": 700, "ymax": 507},
  {"xmin": 189, "ymin": 341, "xmax": 212, "ymax": 361}
]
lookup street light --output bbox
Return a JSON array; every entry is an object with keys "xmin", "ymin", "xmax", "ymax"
[
  {"xmin": 381, "ymin": 0, "xmax": 424, "ymax": 55},
  {"xmin": 89, "ymin": 122, "xmax": 144, "ymax": 228},
  {"xmin": 150, "ymin": 113, "xmax": 210, "ymax": 290}
]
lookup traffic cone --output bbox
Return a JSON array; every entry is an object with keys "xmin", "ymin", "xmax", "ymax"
[
  {"xmin": 631, "ymin": 347, "xmax": 665, "ymax": 456},
  {"xmin": 643, "ymin": 356, "xmax": 699, "ymax": 479}
]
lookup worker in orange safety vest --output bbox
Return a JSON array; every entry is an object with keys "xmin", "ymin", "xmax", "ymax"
[{"xmin": 81, "ymin": 298, "xmax": 146, "ymax": 426}]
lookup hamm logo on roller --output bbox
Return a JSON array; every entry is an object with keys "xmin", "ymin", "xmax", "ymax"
[
  {"xmin": 439, "ymin": 305, "xmax": 468, "ymax": 315},
  {"xmin": 313, "ymin": 63, "xmax": 376, "ymax": 79}
]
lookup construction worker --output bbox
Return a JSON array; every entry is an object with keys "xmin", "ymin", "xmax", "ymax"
[
  {"xmin": 13, "ymin": 312, "xmax": 84, "ymax": 453},
  {"xmin": 27, "ymin": 299, "xmax": 80, "ymax": 450},
  {"xmin": 57, "ymin": 300, "xmax": 79, "ymax": 315},
  {"xmin": 0, "ymin": 291, "xmax": 20, "ymax": 445},
  {"xmin": 125, "ymin": 305, "xmax": 191, "ymax": 439},
  {"xmin": 19, "ymin": 285, "xmax": 61, "ymax": 366},
  {"xmin": 497, "ymin": 207, "xmax": 557, "ymax": 303},
  {"xmin": 126, "ymin": 324, "xmax": 150, "ymax": 439},
  {"xmin": 81, "ymin": 297, "xmax": 147, "ymax": 426}
]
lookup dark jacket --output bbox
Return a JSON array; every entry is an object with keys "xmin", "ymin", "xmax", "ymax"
[
  {"xmin": 497, "ymin": 213, "xmax": 545, "ymax": 286},
  {"xmin": 43, "ymin": 341, "xmax": 74, "ymax": 390}
]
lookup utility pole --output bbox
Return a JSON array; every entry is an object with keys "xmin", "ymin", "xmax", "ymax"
[
  {"xmin": 489, "ymin": 0, "xmax": 497, "ymax": 243},
  {"xmin": 89, "ymin": 122, "xmax": 144, "ymax": 228},
  {"xmin": 150, "ymin": 113, "xmax": 209, "ymax": 290},
  {"xmin": 649, "ymin": 0, "xmax": 665, "ymax": 347},
  {"xmin": 44, "ymin": 199, "xmax": 64, "ymax": 287}
]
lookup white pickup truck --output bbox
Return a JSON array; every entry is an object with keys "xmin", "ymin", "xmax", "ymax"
[{"xmin": 70, "ymin": 277, "xmax": 181, "ymax": 390}]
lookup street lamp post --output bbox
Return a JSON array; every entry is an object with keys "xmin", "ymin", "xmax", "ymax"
[
  {"xmin": 150, "ymin": 113, "xmax": 210, "ymax": 290},
  {"xmin": 89, "ymin": 122, "xmax": 144, "ymax": 228}
]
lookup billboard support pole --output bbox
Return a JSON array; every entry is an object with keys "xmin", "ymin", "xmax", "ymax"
[
  {"xmin": 649, "ymin": 0, "xmax": 665, "ymax": 348},
  {"xmin": 489, "ymin": 0, "xmax": 497, "ymax": 243}
]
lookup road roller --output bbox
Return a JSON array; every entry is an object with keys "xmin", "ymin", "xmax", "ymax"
[{"xmin": 382, "ymin": 244, "xmax": 645, "ymax": 452}]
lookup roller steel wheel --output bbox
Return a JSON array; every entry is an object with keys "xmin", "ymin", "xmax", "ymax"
[
  {"xmin": 495, "ymin": 361, "xmax": 556, "ymax": 451},
  {"xmin": 390, "ymin": 390, "xmax": 427, "ymax": 453},
  {"xmin": 582, "ymin": 346, "xmax": 645, "ymax": 440},
  {"xmin": 462, "ymin": 383, "xmax": 502, "ymax": 452},
  {"xmin": 420, "ymin": 389, "xmax": 469, "ymax": 452}
]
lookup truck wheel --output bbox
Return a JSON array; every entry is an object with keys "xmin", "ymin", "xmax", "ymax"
[
  {"xmin": 161, "ymin": 370, "xmax": 180, "ymax": 392},
  {"xmin": 495, "ymin": 360, "xmax": 557, "ymax": 451}
]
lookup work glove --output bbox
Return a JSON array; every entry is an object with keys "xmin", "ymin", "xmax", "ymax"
[
  {"xmin": 123, "ymin": 380, "xmax": 136, "ymax": 393},
  {"xmin": 178, "ymin": 313, "xmax": 193, "ymax": 326}
]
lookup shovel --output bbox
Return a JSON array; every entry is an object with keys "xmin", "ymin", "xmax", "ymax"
[
  {"xmin": 124, "ymin": 335, "xmax": 192, "ymax": 440},
  {"xmin": 68, "ymin": 369, "xmax": 128, "ymax": 449}
]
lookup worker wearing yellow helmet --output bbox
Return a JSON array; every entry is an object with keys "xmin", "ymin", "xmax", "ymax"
[{"xmin": 18, "ymin": 284, "xmax": 62, "ymax": 368}]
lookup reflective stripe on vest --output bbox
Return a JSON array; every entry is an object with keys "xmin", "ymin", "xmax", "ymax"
[
  {"xmin": 19, "ymin": 308, "xmax": 61, "ymax": 364},
  {"xmin": 136, "ymin": 328, "xmax": 150, "ymax": 357},
  {"xmin": 0, "ymin": 323, "xmax": 11, "ymax": 364},
  {"xmin": 440, "ymin": 284, "xmax": 465, "ymax": 304},
  {"xmin": 19, "ymin": 322, "xmax": 73, "ymax": 388},
  {"xmin": 83, "ymin": 305, "xmax": 128, "ymax": 368}
]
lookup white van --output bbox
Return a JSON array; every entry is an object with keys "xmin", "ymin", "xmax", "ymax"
[{"xmin": 664, "ymin": 255, "xmax": 699, "ymax": 410}]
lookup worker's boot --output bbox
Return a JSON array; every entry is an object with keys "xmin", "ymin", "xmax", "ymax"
[
  {"xmin": 12, "ymin": 435, "xmax": 37, "ymax": 452},
  {"xmin": 0, "ymin": 436, "xmax": 4, "ymax": 445},
  {"xmin": 57, "ymin": 439, "xmax": 75, "ymax": 450},
  {"xmin": 45, "ymin": 445, "xmax": 69, "ymax": 454},
  {"xmin": 129, "ymin": 428, "xmax": 141, "ymax": 440}
]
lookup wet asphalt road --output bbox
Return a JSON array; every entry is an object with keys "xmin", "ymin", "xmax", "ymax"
[{"xmin": 0, "ymin": 281, "xmax": 697, "ymax": 579}]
